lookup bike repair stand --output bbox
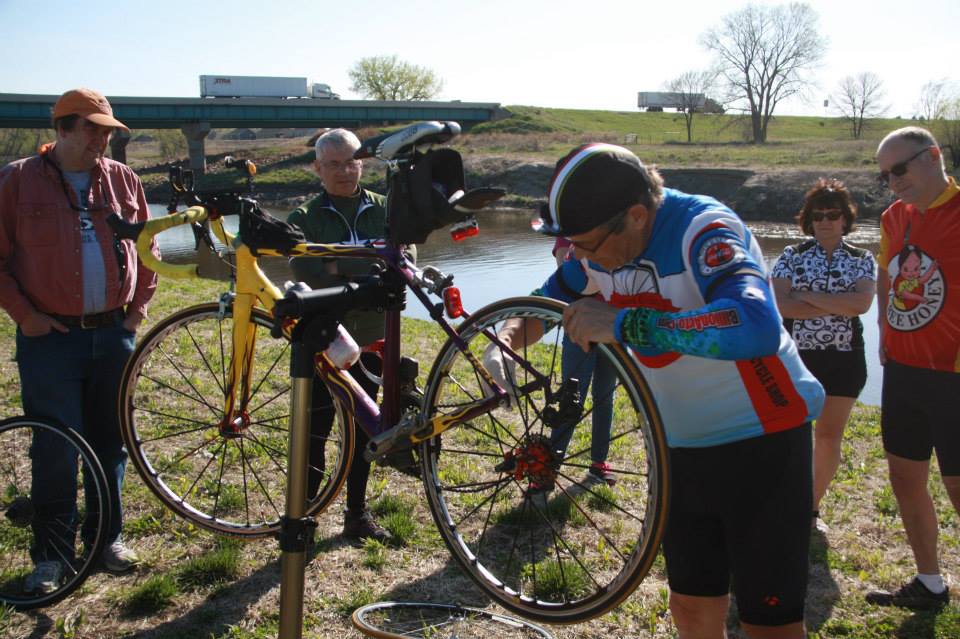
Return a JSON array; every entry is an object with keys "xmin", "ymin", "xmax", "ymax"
[{"xmin": 277, "ymin": 325, "xmax": 319, "ymax": 639}]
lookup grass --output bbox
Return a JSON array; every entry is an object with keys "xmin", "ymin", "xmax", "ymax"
[{"xmin": 1, "ymin": 276, "xmax": 960, "ymax": 638}]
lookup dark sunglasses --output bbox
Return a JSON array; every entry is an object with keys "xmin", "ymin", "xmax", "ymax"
[
  {"xmin": 877, "ymin": 147, "xmax": 930, "ymax": 185},
  {"xmin": 810, "ymin": 208, "xmax": 843, "ymax": 222}
]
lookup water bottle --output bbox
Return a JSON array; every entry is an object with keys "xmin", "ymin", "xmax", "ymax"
[{"xmin": 324, "ymin": 324, "xmax": 360, "ymax": 370}]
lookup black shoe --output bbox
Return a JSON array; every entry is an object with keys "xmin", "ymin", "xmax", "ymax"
[
  {"xmin": 343, "ymin": 509, "xmax": 393, "ymax": 544},
  {"xmin": 866, "ymin": 577, "xmax": 950, "ymax": 610}
]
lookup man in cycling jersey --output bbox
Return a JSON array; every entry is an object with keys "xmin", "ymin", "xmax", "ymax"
[{"xmin": 486, "ymin": 143, "xmax": 824, "ymax": 638}]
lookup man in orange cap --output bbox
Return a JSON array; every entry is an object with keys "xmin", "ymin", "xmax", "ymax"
[{"xmin": 0, "ymin": 88, "xmax": 158, "ymax": 594}]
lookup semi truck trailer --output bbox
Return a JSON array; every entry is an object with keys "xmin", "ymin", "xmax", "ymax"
[{"xmin": 199, "ymin": 75, "xmax": 340, "ymax": 99}]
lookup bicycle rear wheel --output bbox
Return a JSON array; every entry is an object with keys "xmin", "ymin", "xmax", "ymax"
[
  {"xmin": 420, "ymin": 296, "xmax": 670, "ymax": 623},
  {"xmin": 119, "ymin": 302, "xmax": 353, "ymax": 537},
  {"xmin": 0, "ymin": 417, "xmax": 110, "ymax": 610},
  {"xmin": 351, "ymin": 601, "xmax": 554, "ymax": 638}
]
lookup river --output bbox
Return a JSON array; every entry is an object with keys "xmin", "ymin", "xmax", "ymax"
[{"xmin": 148, "ymin": 204, "xmax": 883, "ymax": 406}]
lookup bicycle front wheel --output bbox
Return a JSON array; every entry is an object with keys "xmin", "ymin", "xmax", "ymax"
[
  {"xmin": 119, "ymin": 302, "xmax": 353, "ymax": 537},
  {"xmin": 0, "ymin": 417, "xmax": 111, "ymax": 610},
  {"xmin": 420, "ymin": 296, "xmax": 670, "ymax": 623}
]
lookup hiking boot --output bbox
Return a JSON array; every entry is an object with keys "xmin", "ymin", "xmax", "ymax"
[
  {"xmin": 581, "ymin": 462, "xmax": 617, "ymax": 489},
  {"xmin": 24, "ymin": 561, "xmax": 63, "ymax": 594},
  {"xmin": 525, "ymin": 481, "xmax": 553, "ymax": 510},
  {"xmin": 101, "ymin": 537, "xmax": 141, "ymax": 574},
  {"xmin": 866, "ymin": 577, "xmax": 950, "ymax": 610},
  {"xmin": 343, "ymin": 509, "xmax": 393, "ymax": 544}
]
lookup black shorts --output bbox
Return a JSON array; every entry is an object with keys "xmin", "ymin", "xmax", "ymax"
[
  {"xmin": 881, "ymin": 360, "xmax": 960, "ymax": 476},
  {"xmin": 799, "ymin": 348, "xmax": 866, "ymax": 398},
  {"xmin": 662, "ymin": 424, "xmax": 812, "ymax": 627}
]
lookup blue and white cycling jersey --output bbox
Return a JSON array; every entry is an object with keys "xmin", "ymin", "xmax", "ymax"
[{"xmin": 536, "ymin": 189, "xmax": 824, "ymax": 448}]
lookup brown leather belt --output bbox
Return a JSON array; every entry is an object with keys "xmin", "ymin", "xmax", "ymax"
[{"xmin": 49, "ymin": 308, "xmax": 125, "ymax": 329}]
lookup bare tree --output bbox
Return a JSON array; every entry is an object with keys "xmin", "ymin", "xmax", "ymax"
[
  {"xmin": 348, "ymin": 55, "xmax": 444, "ymax": 101},
  {"xmin": 700, "ymin": 2, "xmax": 826, "ymax": 143},
  {"xmin": 833, "ymin": 72, "xmax": 888, "ymax": 139},
  {"xmin": 916, "ymin": 79, "xmax": 950, "ymax": 121},
  {"xmin": 665, "ymin": 70, "xmax": 717, "ymax": 142},
  {"xmin": 938, "ymin": 97, "xmax": 960, "ymax": 169}
]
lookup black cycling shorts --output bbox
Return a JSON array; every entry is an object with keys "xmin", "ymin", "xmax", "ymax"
[
  {"xmin": 881, "ymin": 360, "xmax": 960, "ymax": 476},
  {"xmin": 662, "ymin": 424, "xmax": 812, "ymax": 627},
  {"xmin": 799, "ymin": 348, "xmax": 866, "ymax": 398}
]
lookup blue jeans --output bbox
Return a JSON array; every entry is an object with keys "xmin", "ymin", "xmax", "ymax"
[
  {"xmin": 16, "ymin": 323, "xmax": 134, "ymax": 561},
  {"xmin": 549, "ymin": 335, "xmax": 616, "ymax": 464}
]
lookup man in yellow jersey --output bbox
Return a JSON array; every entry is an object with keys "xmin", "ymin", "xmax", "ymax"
[{"xmin": 867, "ymin": 126, "xmax": 960, "ymax": 610}]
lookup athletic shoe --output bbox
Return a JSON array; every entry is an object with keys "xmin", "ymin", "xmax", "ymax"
[
  {"xmin": 581, "ymin": 462, "xmax": 617, "ymax": 489},
  {"xmin": 343, "ymin": 509, "xmax": 393, "ymax": 544},
  {"xmin": 812, "ymin": 510, "xmax": 829, "ymax": 534},
  {"xmin": 24, "ymin": 561, "xmax": 64, "ymax": 594},
  {"xmin": 866, "ymin": 577, "xmax": 950, "ymax": 610},
  {"xmin": 101, "ymin": 538, "xmax": 141, "ymax": 574}
]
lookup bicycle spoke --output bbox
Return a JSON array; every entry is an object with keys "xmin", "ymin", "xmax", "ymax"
[
  {"xmin": 184, "ymin": 322, "xmax": 227, "ymax": 397},
  {"xmin": 153, "ymin": 346, "xmax": 223, "ymax": 418}
]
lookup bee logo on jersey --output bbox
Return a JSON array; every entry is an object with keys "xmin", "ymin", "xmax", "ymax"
[{"xmin": 697, "ymin": 236, "xmax": 745, "ymax": 276}]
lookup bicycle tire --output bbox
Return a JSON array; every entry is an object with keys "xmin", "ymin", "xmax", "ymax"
[
  {"xmin": 0, "ymin": 416, "xmax": 111, "ymax": 610},
  {"xmin": 419, "ymin": 296, "xmax": 670, "ymax": 623},
  {"xmin": 119, "ymin": 302, "xmax": 353, "ymax": 537},
  {"xmin": 351, "ymin": 601, "xmax": 554, "ymax": 638}
]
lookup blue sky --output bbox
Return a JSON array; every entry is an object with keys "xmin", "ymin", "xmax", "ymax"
[{"xmin": 1, "ymin": 0, "xmax": 955, "ymax": 118}]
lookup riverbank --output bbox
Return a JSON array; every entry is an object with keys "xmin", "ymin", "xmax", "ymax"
[{"xmin": 141, "ymin": 151, "xmax": 896, "ymax": 222}]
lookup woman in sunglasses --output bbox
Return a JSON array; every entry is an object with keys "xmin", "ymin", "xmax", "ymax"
[{"xmin": 771, "ymin": 178, "xmax": 877, "ymax": 534}]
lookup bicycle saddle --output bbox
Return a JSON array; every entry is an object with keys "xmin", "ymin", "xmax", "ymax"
[{"xmin": 355, "ymin": 121, "xmax": 461, "ymax": 161}]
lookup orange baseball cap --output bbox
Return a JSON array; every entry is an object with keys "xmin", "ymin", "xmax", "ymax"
[{"xmin": 53, "ymin": 88, "xmax": 129, "ymax": 132}]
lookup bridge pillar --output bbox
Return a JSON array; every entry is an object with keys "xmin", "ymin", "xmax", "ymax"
[
  {"xmin": 109, "ymin": 129, "xmax": 131, "ymax": 165},
  {"xmin": 180, "ymin": 122, "xmax": 212, "ymax": 173}
]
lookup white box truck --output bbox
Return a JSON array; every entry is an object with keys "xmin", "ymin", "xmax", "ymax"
[{"xmin": 199, "ymin": 75, "xmax": 340, "ymax": 99}]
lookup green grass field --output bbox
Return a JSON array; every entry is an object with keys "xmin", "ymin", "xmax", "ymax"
[{"xmin": 1, "ymin": 274, "xmax": 959, "ymax": 638}]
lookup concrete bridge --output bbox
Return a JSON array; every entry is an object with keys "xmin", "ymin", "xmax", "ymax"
[{"xmin": 0, "ymin": 93, "xmax": 504, "ymax": 171}]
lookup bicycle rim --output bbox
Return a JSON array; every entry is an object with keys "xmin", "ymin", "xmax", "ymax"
[
  {"xmin": 0, "ymin": 417, "xmax": 110, "ymax": 610},
  {"xmin": 119, "ymin": 303, "xmax": 353, "ymax": 537},
  {"xmin": 352, "ymin": 601, "xmax": 554, "ymax": 638},
  {"xmin": 420, "ymin": 296, "xmax": 670, "ymax": 623}
]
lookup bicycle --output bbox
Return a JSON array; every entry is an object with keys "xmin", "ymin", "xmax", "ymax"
[
  {"xmin": 111, "ymin": 121, "xmax": 670, "ymax": 627},
  {"xmin": 0, "ymin": 416, "xmax": 111, "ymax": 610}
]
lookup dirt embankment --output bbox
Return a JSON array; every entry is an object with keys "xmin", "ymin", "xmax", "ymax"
[
  {"xmin": 462, "ymin": 156, "xmax": 895, "ymax": 222},
  {"xmin": 144, "ymin": 154, "xmax": 895, "ymax": 222}
]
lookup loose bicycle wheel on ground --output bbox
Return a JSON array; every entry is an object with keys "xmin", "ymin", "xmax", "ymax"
[
  {"xmin": 352, "ymin": 601, "xmax": 554, "ymax": 638},
  {"xmin": 420, "ymin": 296, "xmax": 670, "ymax": 623},
  {"xmin": 0, "ymin": 417, "xmax": 110, "ymax": 610},
  {"xmin": 119, "ymin": 302, "xmax": 353, "ymax": 537}
]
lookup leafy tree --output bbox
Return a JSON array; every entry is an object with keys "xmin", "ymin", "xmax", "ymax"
[
  {"xmin": 833, "ymin": 72, "xmax": 888, "ymax": 139},
  {"xmin": 154, "ymin": 129, "xmax": 187, "ymax": 161},
  {"xmin": 700, "ymin": 2, "xmax": 826, "ymax": 143},
  {"xmin": 348, "ymin": 55, "xmax": 444, "ymax": 101},
  {"xmin": 665, "ymin": 70, "xmax": 717, "ymax": 142}
]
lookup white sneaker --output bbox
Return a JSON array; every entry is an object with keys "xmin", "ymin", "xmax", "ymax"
[
  {"xmin": 101, "ymin": 537, "xmax": 141, "ymax": 573},
  {"xmin": 24, "ymin": 561, "xmax": 64, "ymax": 594}
]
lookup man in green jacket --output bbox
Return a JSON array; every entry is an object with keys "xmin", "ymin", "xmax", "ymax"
[{"xmin": 287, "ymin": 128, "xmax": 391, "ymax": 543}]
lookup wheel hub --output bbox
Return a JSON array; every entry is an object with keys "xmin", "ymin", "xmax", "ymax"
[
  {"xmin": 498, "ymin": 434, "xmax": 560, "ymax": 485},
  {"xmin": 219, "ymin": 411, "xmax": 250, "ymax": 438}
]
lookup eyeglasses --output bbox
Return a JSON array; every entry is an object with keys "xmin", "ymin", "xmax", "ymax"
[
  {"xmin": 569, "ymin": 224, "xmax": 619, "ymax": 254},
  {"xmin": 320, "ymin": 159, "xmax": 361, "ymax": 172},
  {"xmin": 810, "ymin": 208, "xmax": 843, "ymax": 222},
  {"xmin": 877, "ymin": 147, "xmax": 930, "ymax": 185}
]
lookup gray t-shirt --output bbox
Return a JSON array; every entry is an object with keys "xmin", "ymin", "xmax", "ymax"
[{"xmin": 63, "ymin": 170, "xmax": 108, "ymax": 313}]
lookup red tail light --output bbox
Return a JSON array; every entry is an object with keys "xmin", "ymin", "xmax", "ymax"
[
  {"xmin": 450, "ymin": 220, "xmax": 479, "ymax": 242},
  {"xmin": 443, "ymin": 287, "xmax": 464, "ymax": 318}
]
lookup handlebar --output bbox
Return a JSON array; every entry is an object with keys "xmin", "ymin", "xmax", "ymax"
[{"xmin": 108, "ymin": 206, "xmax": 219, "ymax": 280}]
